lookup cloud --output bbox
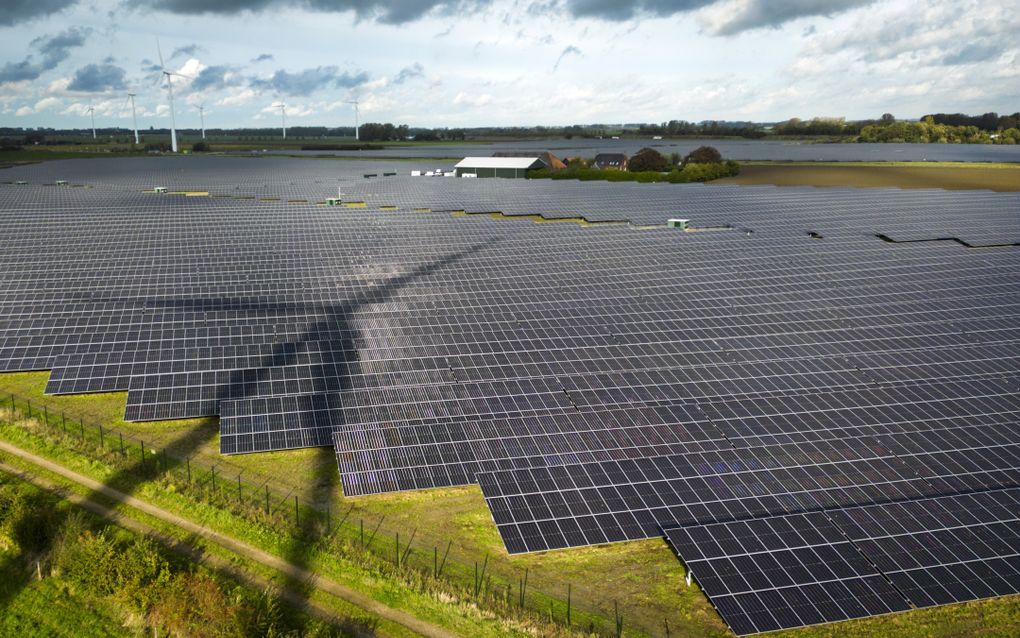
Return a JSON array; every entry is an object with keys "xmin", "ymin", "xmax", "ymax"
[
  {"xmin": 140, "ymin": 58, "xmax": 163, "ymax": 73},
  {"xmin": 67, "ymin": 63, "xmax": 128, "ymax": 92},
  {"xmin": 191, "ymin": 65, "xmax": 242, "ymax": 90},
  {"xmin": 452, "ymin": 91, "xmax": 493, "ymax": 107},
  {"xmin": 217, "ymin": 88, "xmax": 256, "ymax": 106},
  {"xmin": 32, "ymin": 27, "xmax": 92, "ymax": 68},
  {"xmin": 553, "ymin": 45, "xmax": 581, "ymax": 71},
  {"xmin": 171, "ymin": 44, "xmax": 202, "ymax": 59},
  {"xmin": 15, "ymin": 96, "xmax": 63, "ymax": 116},
  {"xmin": 251, "ymin": 66, "xmax": 369, "ymax": 96},
  {"xmin": 0, "ymin": 61, "xmax": 39, "ymax": 85},
  {"xmin": 252, "ymin": 53, "xmax": 274, "ymax": 63},
  {"xmin": 127, "ymin": 0, "xmax": 495, "ymax": 25},
  {"xmin": 35, "ymin": 97, "xmax": 61, "ymax": 111},
  {"xmin": 0, "ymin": 0, "xmax": 77, "ymax": 26},
  {"xmin": 702, "ymin": 0, "xmax": 877, "ymax": 36},
  {"xmin": 0, "ymin": 27, "xmax": 91, "ymax": 85},
  {"xmin": 942, "ymin": 42, "xmax": 1002, "ymax": 66},
  {"xmin": 393, "ymin": 63, "xmax": 424, "ymax": 84},
  {"xmin": 563, "ymin": 0, "xmax": 713, "ymax": 21}
]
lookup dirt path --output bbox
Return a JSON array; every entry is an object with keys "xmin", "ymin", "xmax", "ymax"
[{"xmin": 0, "ymin": 439, "xmax": 459, "ymax": 638}]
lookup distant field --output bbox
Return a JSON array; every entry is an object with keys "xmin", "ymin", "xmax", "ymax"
[{"xmin": 716, "ymin": 163, "xmax": 1020, "ymax": 191}]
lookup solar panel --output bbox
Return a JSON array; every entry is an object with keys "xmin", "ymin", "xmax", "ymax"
[
  {"xmin": 663, "ymin": 513, "xmax": 911, "ymax": 635},
  {"xmin": 664, "ymin": 488, "xmax": 1020, "ymax": 634}
]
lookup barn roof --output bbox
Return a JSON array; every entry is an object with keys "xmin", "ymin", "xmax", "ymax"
[{"xmin": 454, "ymin": 157, "xmax": 547, "ymax": 170}]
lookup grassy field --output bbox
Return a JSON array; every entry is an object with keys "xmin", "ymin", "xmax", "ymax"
[{"xmin": 716, "ymin": 162, "xmax": 1020, "ymax": 191}]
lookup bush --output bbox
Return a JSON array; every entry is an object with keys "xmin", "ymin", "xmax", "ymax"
[
  {"xmin": 628, "ymin": 147, "xmax": 669, "ymax": 172},
  {"xmin": 683, "ymin": 145, "xmax": 722, "ymax": 165},
  {"xmin": 530, "ymin": 159, "xmax": 739, "ymax": 184},
  {"xmin": 191, "ymin": 141, "xmax": 210, "ymax": 152}
]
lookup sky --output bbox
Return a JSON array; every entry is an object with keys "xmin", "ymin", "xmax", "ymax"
[{"xmin": 1, "ymin": 0, "xmax": 1017, "ymax": 129}]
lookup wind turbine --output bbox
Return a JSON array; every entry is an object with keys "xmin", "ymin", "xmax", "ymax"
[
  {"xmin": 347, "ymin": 99, "xmax": 359, "ymax": 140},
  {"xmin": 127, "ymin": 93, "xmax": 139, "ymax": 145},
  {"xmin": 156, "ymin": 38, "xmax": 179, "ymax": 153},
  {"xmin": 87, "ymin": 101, "xmax": 96, "ymax": 139},
  {"xmin": 272, "ymin": 103, "xmax": 286, "ymax": 139},
  {"xmin": 198, "ymin": 104, "xmax": 206, "ymax": 140}
]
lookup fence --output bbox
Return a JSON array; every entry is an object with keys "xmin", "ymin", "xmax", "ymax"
[{"xmin": 2, "ymin": 390, "xmax": 680, "ymax": 637}]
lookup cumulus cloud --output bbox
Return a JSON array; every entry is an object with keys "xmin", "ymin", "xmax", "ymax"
[
  {"xmin": 191, "ymin": 65, "xmax": 243, "ymax": 90},
  {"xmin": 126, "ymin": 0, "xmax": 494, "ymax": 25},
  {"xmin": 33, "ymin": 28, "xmax": 92, "ymax": 67},
  {"xmin": 701, "ymin": 0, "xmax": 877, "ymax": 36},
  {"xmin": 942, "ymin": 43, "xmax": 1002, "ymax": 66},
  {"xmin": 217, "ymin": 88, "xmax": 256, "ymax": 106},
  {"xmin": 393, "ymin": 63, "xmax": 424, "ymax": 84},
  {"xmin": 0, "ymin": 27, "xmax": 91, "ymax": 85},
  {"xmin": 452, "ymin": 91, "xmax": 493, "ymax": 107},
  {"xmin": 251, "ymin": 66, "xmax": 369, "ymax": 96},
  {"xmin": 67, "ymin": 63, "xmax": 128, "ymax": 92},
  {"xmin": 171, "ymin": 44, "xmax": 203, "ymax": 59},
  {"xmin": 563, "ymin": 0, "xmax": 712, "ymax": 21},
  {"xmin": 0, "ymin": 61, "xmax": 39, "ymax": 85},
  {"xmin": 553, "ymin": 45, "xmax": 581, "ymax": 71},
  {"xmin": 0, "ymin": 0, "xmax": 78, "ymax": 26}
]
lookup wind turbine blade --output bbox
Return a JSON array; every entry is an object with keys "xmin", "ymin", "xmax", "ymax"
[{"xmin": 157, "ymin": 37, "xmax": 166, "ymax": 69}]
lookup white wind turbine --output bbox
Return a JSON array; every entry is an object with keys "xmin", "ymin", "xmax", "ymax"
[
  {"xmin": 271, "ymin": 102, "xmax": 286, "ymax": 139},
  {"xmin": 198, "ymin": 104, "xmax": 206, "ymax": 139},
  {"xmin": 87, "ymin": 101, "xmax": 96, "ymax": 139},
  {"xmin": 347, "ymin": 99, "xmax": 359, "ymax": 140},
  {"xmin": 127, "ymin": 93, "xmax": 139, "ymax": 145},
  {"xmin": 156, "ymin": 38, "xmax": 180, "ymax": 152}
]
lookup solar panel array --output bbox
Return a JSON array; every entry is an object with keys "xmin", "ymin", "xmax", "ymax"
[
  {"xmin": 664, "ymin": 488, "xmax": 1020, "ymax": 634},
  {"xmin": 2, "ymin": 156, "xmax": 1019, "ymax": 634}
]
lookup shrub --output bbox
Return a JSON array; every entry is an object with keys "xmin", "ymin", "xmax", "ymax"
[
  {"xmin": 683, "ymin": 145, "xmax": 722, "ymax": 165},
  {"xmin": 530, "ymin": 159, "xmax": 739, "ymax": 184},
  {"xmin": 191, "ymin": 141, "xmax": 210, "ymax": 152},
  {"xmin": 55, "ymin": 529, "xmax": 121, "ymax": 595},
  {"xmin": 115, "ymin": 537, "xmax": 173, "ymax": 610},
  {"xmin": 628, "ymin": 147, "xmax": 669, "ymax": 172}
]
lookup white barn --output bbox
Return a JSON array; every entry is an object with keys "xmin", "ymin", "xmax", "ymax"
[{"xmin": 453, "ymin": 157, "xmax": 547, "ymax": 178}]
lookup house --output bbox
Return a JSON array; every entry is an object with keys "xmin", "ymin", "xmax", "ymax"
[
  {"xmin": 592, "ymin": 153, "xmax": 628, "ymax": 170},
  {"xmin": 492, "ymin": 151, "xmax": 567, "ymax": 170},
  {"xmin": 453, "ymin": 157, "xmax": 547, "ymax": 178}
]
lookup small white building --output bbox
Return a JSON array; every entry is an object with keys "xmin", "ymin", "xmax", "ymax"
[{"xmin": 453, "ymin": 157, "xmax": 546, "ymax": 178}]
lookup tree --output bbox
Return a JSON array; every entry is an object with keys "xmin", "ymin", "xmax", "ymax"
[
  {"xmin": 628, "ymin": 147, "xmax": 669, "ymax": 172},
  {"xmin": 683, "ymin": 145, "xmax": 722, "ymax": 165},
  {"xmin": 881, "ymin": 113, "xmax": 896, "ymax": 123}
]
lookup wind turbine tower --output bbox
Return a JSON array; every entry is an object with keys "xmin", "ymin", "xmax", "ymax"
[
  {"xmin": 156, "ymin": 38, "xmax": 179, "ymax": 153},
  {"xmin": 199, "ymin": 104, "xmax": 206, "ymax": 140},
  {"xmin": 272, "ymin": 103, "xmax": 287, "ymax": 139},
  {"xmin": 347, "ymin": 99, "xmax": 360, "ymax": 141},
  {"xmin": 88, "ymin": 102, "xmax": 96, "ymax": 140},
  {"xmin": 128, "ymin": 93, "xmax": 139, "ymax": 145}
]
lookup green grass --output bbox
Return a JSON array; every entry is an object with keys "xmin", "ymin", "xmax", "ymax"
[{"xmin": 0, "ymin": 565, "xmax": 132, "ymax": 638}]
